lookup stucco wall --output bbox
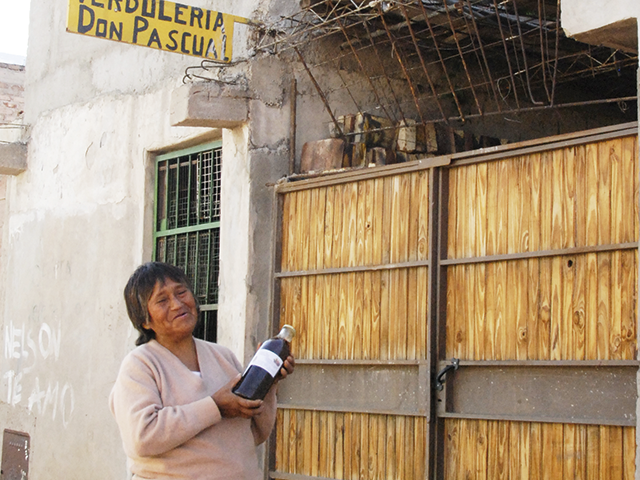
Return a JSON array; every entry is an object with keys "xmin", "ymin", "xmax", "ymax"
[
  {"xmin": 1, "ymin": 0, "xmax": 292, "ymax": 478},
  {"xmin": 561, "ymin": 0, "xmax": 639, "ymax": 37}
]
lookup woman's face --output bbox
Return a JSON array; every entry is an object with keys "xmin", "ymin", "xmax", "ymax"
[{"xmin": 145, "ymin": 278, "xmax": 198, "ymax": 345}]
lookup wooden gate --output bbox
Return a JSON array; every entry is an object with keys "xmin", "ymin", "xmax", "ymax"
[{"xmin": 270, "ymin": 123, "xmax": 638, "ymax": 479}]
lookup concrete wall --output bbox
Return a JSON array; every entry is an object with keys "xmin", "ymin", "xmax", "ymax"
[
  {"xmin": 561, "ymin": 0, "xmax": 638, "ymax": 52},
  {"xmin": 0, "ymin": 0, "xmax": 292, "ymax": 479}
]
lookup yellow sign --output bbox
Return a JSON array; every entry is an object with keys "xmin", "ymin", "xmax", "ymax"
[{"xmin": 67, "ymin": 0, "xmax": 250, "ymax": 62}]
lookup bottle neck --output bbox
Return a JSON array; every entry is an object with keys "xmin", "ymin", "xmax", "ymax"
[{"xmin": 277, "ymin": 325, "xmax": 296, "ymax": 343}]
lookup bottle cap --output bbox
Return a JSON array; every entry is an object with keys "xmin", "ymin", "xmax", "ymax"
[{"xmin": 279, "ymin": 325, "xmax": 296, "ymax": 342}]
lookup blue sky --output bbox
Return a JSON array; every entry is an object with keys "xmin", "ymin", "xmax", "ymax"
[{"xmin": 0, "ymin": 0, "xmax": 30, "ymax": 58}]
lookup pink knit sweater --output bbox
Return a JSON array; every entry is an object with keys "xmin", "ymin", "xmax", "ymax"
[{"xmin": 109, "ymin": 338, "xmax": 277, "ymax": 480}]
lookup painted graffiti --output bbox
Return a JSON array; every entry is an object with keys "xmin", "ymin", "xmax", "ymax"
[{"xmin": 3, "ymin": 321, "xmax": 75, "ymax": 428}]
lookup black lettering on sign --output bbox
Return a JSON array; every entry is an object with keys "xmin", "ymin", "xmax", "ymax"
[
  {"xmin": 141, "ymin": 0, "xmax": 155, "ymax": 18},
  {"xmin": 96, "ymin": 18, "xmax": 108, "ymax": 37},
  {"xmin": 174, "ymin": 3, "xmax": 187, "ymax": 25},
  {"xmin": 192, "ymin": 35, "xmax": 204, "ymax": 56},
  {"xmin": 205, "ymin": 9, "xmax": 211, "ymax": 30},
  {"xmin": 78, "ymin": 5, "xmax": 95, "ymax": 33},
  {"xmin": 166, "ymin": 30, "xmax": 178, "ymax": 50},
  {"xmin": 190, "ymin": 7, "xmax": 203, "ymax": 28},
  {"xmin": 180, "ymin": 32, "xmax": 191, "ymax": 53},
  {"xmin": 108, "ymin": 0, "xmax": 123, "ymax": 11},
  {"xmin": 212, "ymin": 12, "xmax": 223, "ymax": 31},
  {"xmin": 91, "ymin": 0, "xmax": 105, "ymax": 7},
  {"xmin": 158, "ymin": 0, "xmax": 172, "ymax": 21},
  {"xmin": 110, "ymin": 21, "xmax": 123, "ymax": 40},
  {"xmin": 206, "ymin": 38, "xmax": 217, "ymax": 59},
  {"xmin": 147, "ymin": 28, "xmax": 162, "ymax": 48},
  {"xmin": 125, "ymin": 0, "xmax": 139, "ymax": 13},
  {"xmin": 132, "ymin": 16, "xmax": 149, "ymax": 43}
]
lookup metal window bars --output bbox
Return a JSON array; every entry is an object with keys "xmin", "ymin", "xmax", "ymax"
[{"xmin": 154, "ymin": 145, "xmax": 222, "ymax": 342}]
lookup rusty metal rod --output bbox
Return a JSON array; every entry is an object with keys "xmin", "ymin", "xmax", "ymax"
[
  {"xmin": 399, "ymin": 2, "xmax": 449, "ymax": 123},
  {"xmin": 511, "ymin": 0, "xmax": 543, "ymax": 105},
  {"xmin": 441, "ymin": 0, "xmax": 483, "ymax": 115},
  {"xmin": 377, "ymin": 3, "xmax": 426, "ymax": 125},
  {"xmin": 537, "ymin": 0, "xmax": 552, "ymax": 102},
  {"xmin": 329, "ymin": 0, "xmax": 395, "ymax": 121},
  {"xmin": 417, "ymin": 0, "xmax": 466, "ymax": 121},
  {"xmin": 492, "ymin": 0, "xmax": 521, "ymax": 108},
  {"xmin": 294, "ymin": 46, "xmax": 344, "ymax": 137},
  {"xmin": 465, "ymin": 0, "xmax": 501, "ymax": 112}
]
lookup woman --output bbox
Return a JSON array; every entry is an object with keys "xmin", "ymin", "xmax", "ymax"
[{"xmin": 110, "ymin": 262, "xmax": 294, "ymax": 479}]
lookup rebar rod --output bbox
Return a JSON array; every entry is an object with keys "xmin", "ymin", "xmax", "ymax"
[{"xmin": 441, "ymin": 0, "xmax": 483, "ymax": 115}]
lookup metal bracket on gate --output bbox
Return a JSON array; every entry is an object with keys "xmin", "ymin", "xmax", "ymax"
[{"xmin": 435, "ymin": 358, "xmax": 459, "ymax": 391}]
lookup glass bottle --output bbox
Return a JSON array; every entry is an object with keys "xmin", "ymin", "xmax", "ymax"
[{"xmin": 232, "ymin": 325, "xmax": 296, "ymax": 400}]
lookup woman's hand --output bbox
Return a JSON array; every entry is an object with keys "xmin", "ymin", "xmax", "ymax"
[
  {"xmin": 212, "ymin": 375, "xmax": 264, "ymax": 419},
  {"xmin": 278, "ymin": 354, "xmax": 295, "ymax": 381}
]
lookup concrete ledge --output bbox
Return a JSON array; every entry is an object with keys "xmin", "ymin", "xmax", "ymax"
[
  {"xmin": 570, "ymin": 17, "xmax": 638, "ymax": 53},
  {"xmin": 0, "ymin": 142, "xmax": 27, "ymax": 175},
  {"xmin": 170, "ymin": 82, "xmax": 250, "ymax": 128}
]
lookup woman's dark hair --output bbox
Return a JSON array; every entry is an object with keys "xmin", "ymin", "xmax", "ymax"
[{"xmin": 124, "ymin": 262, "xmax": 199, "ymax": 346}]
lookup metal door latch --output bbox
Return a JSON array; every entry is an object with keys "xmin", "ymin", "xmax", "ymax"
[{"xmin": 435, "ymin": 358, "xmax": 459, "ymax": 391}]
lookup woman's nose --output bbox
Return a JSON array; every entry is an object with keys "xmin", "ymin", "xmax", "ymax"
[{"xmin": 168, "ymin": 294, "xmax": 183, "ymax": 309}]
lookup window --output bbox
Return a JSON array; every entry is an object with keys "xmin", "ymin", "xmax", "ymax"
[{"xmin": 153, "ymin": 142, "xmax": 222, "ymax": 342}]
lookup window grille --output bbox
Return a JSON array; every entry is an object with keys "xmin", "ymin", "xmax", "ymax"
[{"xmin": 154, "ymin": 142, "xmax": 222, "ymax": 342}]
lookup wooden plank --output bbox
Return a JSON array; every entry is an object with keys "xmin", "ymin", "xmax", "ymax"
[
  {"xmin": 407, "ymin": 267, "xmax": 418, "ymax": 360},
  {"xmin": 465, "ymin": 164, "xmax": 477, "ymax": 258},
  {"xmin": 621, "ymin": 249, "xmax": 636, "ymax": 360},
  {"xmin": 377, "ymin": 415, "xmax": 387, "ymax": 479},
  {"xmin": 609, "ymin": 426, "xmax": 624, "ymax": 479},
  {"xmin": 575, "ymin": 144, "xmax": 588, "ymax": 248},
  {"xmin": 564, "ymin": 423, "xmax": 577, "ymax": 480},
  {"xmin": 475, "ymin": 263, "xmax": 486, "ymax": 361},
  {"xmin": 610, "ymin": 139, "xmax": 623, "ymax": 245},
  {"xmin": 484, "ymin": 262, "xmax": 496, "ymax": 360},
  {"xmin": 317, "ymin": 411, "xmax": 328, "ymax": 478},
  {"xmin": 573, "ymin": 255, "xmax": 587, "ymax": 361},
  {"xmin": 466, "ymin": 264, "xmax": 476, "ymax": 359},
  {"xmin": 386, "ymin": 416, "xmax": 396, "ymax": 479},
  {"xmin": 344, "ymin": 412, "xmax": 352, "ymax": 480},
  {"xmin": 496, "ymin": 421, "xmax": 510, "ymax": 479},
  {"xmin": 598, "ymin": 139, "xmax": 612, "ymax": 246},
  {"xmin": 338, "ymin": 272, "xmax": 349, "ymax": 359},
  {"xmin": 371, "ymin": 270, "xmax": 382, "ymax": 361},
  {"xmin": 542, "ymin": 423, "xmax": 563, "ymax": 480},
  {"xmin": 597, "ymin": 252, "xmax": 611, "ymax": 360},
  {"xmin": 356, "ymin": 181, "xmax": 366, "ymax": 267},
  {"xmin": 448, "ymin": 167, "xmax": 459, "ymax": 259},
  {"xmin": 550, "ymin": 256, "xmax": 562, "ymax": 361},
  {"xmin": 281, "ymin": 193, "xmax": 293, "ymax": 271},
  {"xmin": 562, "ymin": 256, "xmax": 575, "ymax": 360},
  {"xmin": 476, "ymin": 419, "xmax": 488, "ymax": 480},
  {"xmin": 495, "ymin": 260, "xmax": 507, "ymax": 360},
  {"xmin": 551, "ymin": 148, "xmax": 564, "ymax": 250},
  {"xmin": 332, "ymin": 184, "xmax": 345, "ymax": 268},
  {"xmin": 296, "ymin": 411, "xmax": 305, "ymax": 475},
  {"xmin": 610, "ymin": 251, "xmax": 623, "ymax": 360},
  {"xmin": 414, "ymin": 417, "xmax": 426, "ymax": 479},
  {"xmin": 518, "ymin": 422, "xmax": 530, "ymax": 480},
  {"xmin": 508, "ymin": 422, "xmax": 520, "ymax": 480},
  {"xmin": 463, "ymin": 419, "xmax": 477, "ymax": 480},
  {"xmin": 563, "ymin": 146, "xmax": 576, "ymax": 249},
  {"xmin": 444, "ymin": 419, "xmax": 460, "ymax": 480},
  {"xmin": 417, "ymin": 171, "xmax": 429, "ymax": 261},
  {"xmin": 586, "ymin": 253, "xmax": 598, "ymax": 361},
  {"xmin": 359, "ymin": 414, "xmax": 369, "ymax": 480},
  {"xmin": 622, "ymin": 426, "xmax": 635, "ymax": 480},
  {"xmin": 586, "ymin": 424, "xmax": 600, "ymax": 480},
  {"xmin": 455, "ymin": 166, "xmax": 467, "ymax": 259},
  {"xmin": 276, "ymin": 410, "xmax": 285, "ymax": 472},
  {"xmin": 366, "ymin": 415, "xmax": 377, "ymax": 479},
  {"xmin": 486, "ymin": 421, "xmax": 498, "ymax": 479},
  {"xmin": 323, "ymin": 186, "xmax": 335, "ymax": 270},
  {"xmin": 486, "ymin": 160, "xmax": 498, "ymax": 256},
  {"xmin": 287, "ymin": 409, "xmax": 297, "ymax": 474},
  {"xmin": 507, "ymin": 158, "xmax": 520, "ymax": 255},
  {"xmin": 334, "ymin": 413, "xmax": 344, "ymax": 480},
  {"xmin": 527, "ymin": 258, "xmax": 540, "ymax": 360},
  {"xmin": 302, "ymin": 411, "xmax": 312, "ymax": 475},
  {"xmin": 476, "ymin": 162, "xmax": 488, "ymax": 257},
  {"xmin": 599, "ymin": 425, "xmax": 611, "ymax": 480},
  {"xmin": 417, "ymin": 266, "xmax": 428, "ymax": 359},
  {"xmin": 529, "ymin": 422, "xmax": 542, "ymax": 479},
  {"xmin": 326, "ymin": 412, "xmax": 336, "ymax": 478},
  {"xmin": 539, "ymin": 150, "xmax": 553, "ymax": 251},
  {"xmin": 516, "ymin": 259, "xmax": 529, "ymax": 360}
]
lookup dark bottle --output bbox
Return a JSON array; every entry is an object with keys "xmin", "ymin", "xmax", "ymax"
[{"xmin": 232, "ymin": 325, "xmax": 296, "ymax": 400}]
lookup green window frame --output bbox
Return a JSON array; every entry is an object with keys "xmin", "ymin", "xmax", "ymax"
[{"xmin": 153, "ymin": 141, "xmax": 222, "ymax": 342}]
